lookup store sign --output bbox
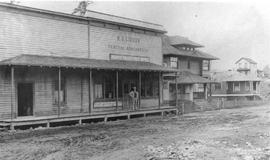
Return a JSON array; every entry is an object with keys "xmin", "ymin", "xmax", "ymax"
[{"xmin": 108, "ymin": 35, "xmax": 149, "ymax": 53}]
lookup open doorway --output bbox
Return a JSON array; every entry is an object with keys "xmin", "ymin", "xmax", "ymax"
[{"xmin": 17, "ymin": 83, "xmax": 33, "ymax": 117}]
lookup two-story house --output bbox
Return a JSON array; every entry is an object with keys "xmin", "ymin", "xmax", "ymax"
[
  {"xmin": 162, "ymin": 35, "xmax": 218, "ymax": 105},
  {"xmin": 0, "ymin": 3, "xmax": 176, "ymax": 128},
  {"xmin": 235, "ymin": 57, "xmax": 258, "ymax": 76},
  {"xmin": 211, "ymin": 57, "xmax": 261, "ymax": 100}
]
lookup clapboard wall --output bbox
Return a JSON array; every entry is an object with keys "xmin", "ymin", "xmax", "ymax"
[{"xmin": 0, "ymin": 5, "xmax": 163, "ymax": 65}]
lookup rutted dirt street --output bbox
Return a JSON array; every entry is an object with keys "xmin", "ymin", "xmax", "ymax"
[{"xmin": 0, "ymin": 104, "xmax": 270, "ymax": 160}]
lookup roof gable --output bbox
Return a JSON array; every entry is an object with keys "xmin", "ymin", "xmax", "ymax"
[
  {"xmin": 162, "ymin": 35, "xmax": 219, "ymax": 60},
  {"xmin": 235, "ymin": 57, "xmax": 257, "ymax": 64}
]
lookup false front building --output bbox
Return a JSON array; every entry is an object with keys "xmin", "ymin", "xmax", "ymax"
[
  {"xmin": 0, "ymin": 3, "xmax": 176, "ymax": 127},
  {"xmin": 162, "ymin": 35, "xmax": 218, "ymax": 106}
]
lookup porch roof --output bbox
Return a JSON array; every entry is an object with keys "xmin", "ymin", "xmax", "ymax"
[
  {"xmin": 0, "ymin": 54, "xmax": 177, "ymax": 72},
  {"xmin": 176, "ymin": 71, "xmax": 213, "ymax": 84},
  {"xmin": 164, "ymin": 71, "xmax": 214, "ymax": 84},
  {"xmin": 212, "ymin": 71, "xmax": 261, "ymax": 82}
]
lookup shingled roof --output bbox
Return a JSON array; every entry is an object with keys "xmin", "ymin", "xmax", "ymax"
[
  {"xmin": 0, "ymin": 54, "xmax": 176, "ymax": 72},
  {"xmin": 212, "ymin": 71, "xmax": 261, "ymax": 82},
  {"xmin": 164, "ymin": 71, "xmax": 214, "ymax": 84},
  {"xmin": 162, "ymin": 36, "xmax": 218, "ymax": 60},
  {"xmin": 169, "ymin": 36, "xmax": 203, "ymax": 48},
  {"xmin": 176, "ymin": 71, "xmax": 213, "ymax": 84}
]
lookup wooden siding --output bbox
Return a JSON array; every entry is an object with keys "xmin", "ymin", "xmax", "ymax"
[
  {"xmin": 89, "ymin": 25, "xmax": 162, "ymax": 65},
  {"xmin": 0, "ymin": 9, "xmax": 163, "ymax": 65},
  {"xmin": 0, "ymin": 10, "xmax": 89, "ymax": 61},
  {"xmin": 0, "ymin": 67, "xmax": 12, "ymax": 119}
]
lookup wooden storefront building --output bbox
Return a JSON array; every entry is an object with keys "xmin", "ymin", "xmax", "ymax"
[{"xmin": 0, "ymin": 3, "xmax": 176, "ymax": 128}]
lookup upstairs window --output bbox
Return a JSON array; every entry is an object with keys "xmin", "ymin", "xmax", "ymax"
[
  {"xmin": 170, "ymin": 57, "xmax": 178, "ymax": 68},
  {"xmin": 203, "ymin": 60, "xmax": 210, "ymax": 71},
  {"xmin": 245, "ymin": 63, "xmax": 248, "ymax": 68},
  {"xmin": 187, "ymin": 60, "xmax": 191, "ymax": 69}
]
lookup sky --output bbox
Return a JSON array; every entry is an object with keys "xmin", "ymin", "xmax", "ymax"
[{"xmin": 2, "ymin": 0, "xmax": 270, "ymax": 71}]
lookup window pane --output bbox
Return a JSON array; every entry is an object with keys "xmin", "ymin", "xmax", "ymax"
[
  {"xmin": 153, "ymin": 80, "xmax": 159, "ymax": 97},
  {"xmin": 170, "ymin": 57, "xmax": 178, "ymax": 68},
  {"xmin": 95, "ymin": 84, "xmax": 103, "ymax": 99},
  {"xmin": 54, "ymin": 79, "xmax": 66, "ymax": 103},
  {"xmin": 105, "ymin": 79, "xmax": 114, "ymax": 99},
  {"xmin": 203, "ymin": 60, "xmax": 210, "ymax": 71}
]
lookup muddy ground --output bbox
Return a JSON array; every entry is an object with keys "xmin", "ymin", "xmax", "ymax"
[{"xmin": 0, "ymin": 104, "xmax": 270, "ymax": 160}]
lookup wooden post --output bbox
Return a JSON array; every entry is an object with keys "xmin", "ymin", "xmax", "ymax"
[
  {"xmin": 139, "ymin": 71, "xmax": 141, "ymax": 109},
  {"xmin": 116, "ymin": 71, "xmax": 119, "ymax": 111},
  {"xmin": 80, "ymin": 75, "xmax": 83, "ymax": 113},
  {"xmin": 89, "ymin": 69, "xmax": 92, "ymax": 114},
  {"xmin": 175, "ymin": 72, "xmax": 178, "ymax": 107},
  {"xmin": 10, "ymin": 66, "xmax": 14, "ymax": 120},
  {"xmin": 158, "ymin": 72, "xmax": 161, "ymax": 109},
  {"xmin": 204, "ymin": 84, "xmax": 208, "ymax": 100},
  {"xmin": 58, "ymin": 68, "xmax": 61, "ymax": 117}
]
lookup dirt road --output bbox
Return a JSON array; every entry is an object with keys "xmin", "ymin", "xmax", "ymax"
[{"xmin": 0, "ymin": 104, "xmax": 270, "ymax": 160}]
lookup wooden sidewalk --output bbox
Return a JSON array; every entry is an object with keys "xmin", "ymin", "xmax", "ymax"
[{"xmin": 0, "ymin": 106, "xmax": 177, "ymax": 130}]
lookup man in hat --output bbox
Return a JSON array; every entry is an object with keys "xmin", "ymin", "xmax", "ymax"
[{"xmin": 129, "ymin": 87, "xmax": 139, "ymax": 110}]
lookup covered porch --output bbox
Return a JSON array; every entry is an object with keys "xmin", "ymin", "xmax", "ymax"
[
  {"xmin": 0, "ymin": 54, "xmax": 176, "ymax": 128},
  {"xmin": 163, "ymin": 71, "xmax": 213, "ymax": 105}
]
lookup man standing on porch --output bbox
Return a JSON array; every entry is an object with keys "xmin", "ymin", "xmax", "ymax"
[{"xmin": 129, "ymin": 87, "xmax": 139, "ymax": 110}]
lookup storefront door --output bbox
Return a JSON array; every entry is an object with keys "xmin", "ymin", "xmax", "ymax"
[{"xmin": 17, "ymin": 83, "xmax": 33, "ymax": 117}]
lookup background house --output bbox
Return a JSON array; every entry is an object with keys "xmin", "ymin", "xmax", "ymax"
[
  {"xmin": 235, "ymin": 57, "xmax": 258, "ymax": 76},
  {"xmin": 212, "ymin": 57, "xmax": 261, "ymax": 100}
]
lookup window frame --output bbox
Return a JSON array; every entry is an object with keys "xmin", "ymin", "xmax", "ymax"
[
  {"xmin": 53, "ymin": 77, "xmax": 67, "ymax": 105},
  {"xmin": 93, "ymin": 72, "xmax": 116, "ymax": 101},
  {"xmin": 141, "ymin": 73, "xmax": 159, "ymax": 99},
  {"xmin": 169, "ymin": 57, "xmax": 178, "ymax": 68}
]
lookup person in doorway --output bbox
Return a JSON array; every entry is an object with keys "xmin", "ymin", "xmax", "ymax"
[{"xmin": 129, "ymin": 87, "xmax": 139, "ymax": 110}]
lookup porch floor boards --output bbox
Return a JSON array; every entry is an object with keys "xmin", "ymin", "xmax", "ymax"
[{"xmin": 0, "ymin": 106, "xmax": 177, "ymax": 129}]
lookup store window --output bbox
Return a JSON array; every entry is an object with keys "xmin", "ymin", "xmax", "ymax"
[
  {"xmin": 94, "ymin": 84, "xmax": 103, "ymax": 99},
  {"xmin": 141, "ymin": 73, "xmax": 159, "ymax": 98},
  {"xmin": 94, "ymin": 72, "xmax": 115, "ymax": 100},
  {"xmin": 54, "ymin": 78, "xmax": 66, "ymax": 105}
]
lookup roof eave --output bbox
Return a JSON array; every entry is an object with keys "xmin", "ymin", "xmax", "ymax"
[{"xmin": 0, "ymin": 2, "xmax": 166, "ymax": 34}]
